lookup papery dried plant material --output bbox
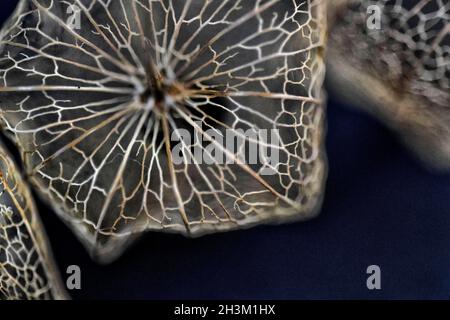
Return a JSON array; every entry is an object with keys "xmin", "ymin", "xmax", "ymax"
[
  {"xmin": 0, "ymin": 0, "xmax": 327, "ymax": 262},
  {"xmin": 327, "ymin": 0, "xmax": 450, "ymax": 169},
  {"xmin": 0, "ymin": 142, "xmax": 67, "ymax": 300}
]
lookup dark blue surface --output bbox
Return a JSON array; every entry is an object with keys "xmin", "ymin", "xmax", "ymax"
[{"xmin": 1, "ymin": 1, "xmax": 449, "ymax": 299}]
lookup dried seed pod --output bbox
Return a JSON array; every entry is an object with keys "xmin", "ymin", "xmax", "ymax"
[
  {"xmin": 327, "ymin": 0, "xmax": 450, "ymax": 169},
  {"xmin": 0, "ymin": 142, "xmax": 66, "ymax": 300},
  {"xmin": 0, "ymin": 0, "xmax": 327, "ymax": 262}
]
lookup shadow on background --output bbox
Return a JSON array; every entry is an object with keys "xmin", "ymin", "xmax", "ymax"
[{"xmin": 1, "ymin": 1, "xmax": 449, "ymax": 299}]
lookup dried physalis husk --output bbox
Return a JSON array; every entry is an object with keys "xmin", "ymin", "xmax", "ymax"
[
  {"xmin": 0, "ymin": 0, "xmax": 327, "ymax": 262},
  {"xmin": 0, "ymin": 142, "xmax": 67, "ymax": 300},
  {"xmin": 327, "ymin": 0, "xmax": 450, "ymax": 169}
]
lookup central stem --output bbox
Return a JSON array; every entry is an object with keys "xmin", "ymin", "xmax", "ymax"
[
  {"xmin": 140, "ymin": 76, "xmax": 166, "ymax": 111},
  {"xmin": 139, "ymin": 69, "xmax": 186, "ymax": 113}
]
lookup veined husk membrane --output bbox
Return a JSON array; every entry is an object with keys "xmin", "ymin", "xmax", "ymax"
[
  {"xmin": 0, "ymin": 142, "xmax": 67, "ymax": 299},
  {"xmin": 0, "ymin": 0, "xmax": 327, "ymax": 262},
  {"xmin": 327, "ymin": 0, "xmax": 450, "ymax": 169}
]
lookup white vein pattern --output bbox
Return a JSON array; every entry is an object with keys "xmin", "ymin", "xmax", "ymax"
[
  {"xmin": 328, "ymin": 0, "xmax": 450, "ymax": 168},
  {"xmin": 0, "ymin": 142, "xmax": 66, "ymax": 300},
  {"xmin": 0, "ymin": 0, "xmax": 326, "ymax": 261}
]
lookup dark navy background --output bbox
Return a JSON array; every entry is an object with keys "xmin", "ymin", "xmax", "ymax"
[{"xmin": 1, "ymin": 1, "xmax": 449, "ymax": 299}]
